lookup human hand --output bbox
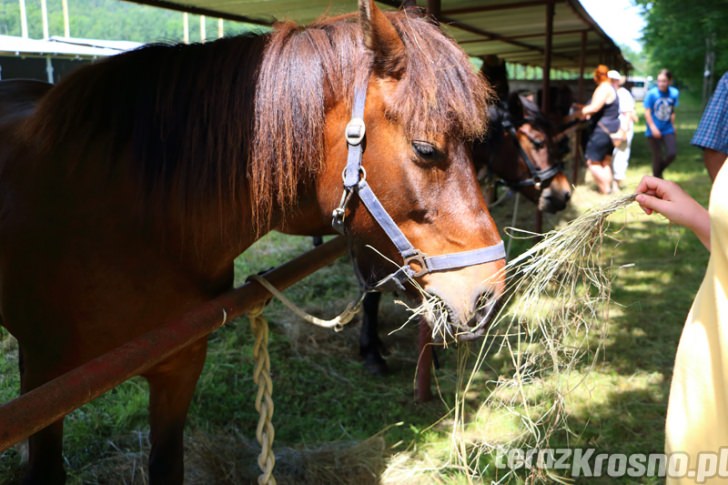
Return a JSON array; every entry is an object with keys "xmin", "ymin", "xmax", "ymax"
[
  {"xmin": 635, "ymin": 176, "xmax": 711, "ymax": 249},
  {"xmin": 651, "ymin": 127, "xmax": 662, "ymax": 139}
]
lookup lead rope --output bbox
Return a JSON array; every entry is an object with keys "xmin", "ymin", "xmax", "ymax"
[
  {"xmin": 248, "ymin": 303, "xmax": 276, "ymax": 485},
  {"xmin": 246, "ymin": 274, "xmax": 365, "ymax": 485}
]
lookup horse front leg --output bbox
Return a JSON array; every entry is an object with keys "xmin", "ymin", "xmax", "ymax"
[
  {"xmin": 359, "ymin": 291, "xmax": 389, "ymax": 375},
  {"xmin": 19, "ymin": 348, "xmax": 67, "ymax": 485},
  {"xmin": 145, "ymin": 339, "xmax": 207, "ymax": 485}
]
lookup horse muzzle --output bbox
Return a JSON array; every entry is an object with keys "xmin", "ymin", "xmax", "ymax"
[
  {"xmin": 422, "ymin": 267, "xmax": 505, "ymax": 343},
  {"xmin": 538, "ymin": 185, "xmax": 571, "ymax": 213}
]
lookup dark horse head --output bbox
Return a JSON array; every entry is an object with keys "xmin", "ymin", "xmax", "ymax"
[
  {"xmin": 473, "ymin": 91, "xmax": 572, "ymax": 213},
  {"xmin": 0, "ymin": 3, "xmax": 505, "ymax": 482}
]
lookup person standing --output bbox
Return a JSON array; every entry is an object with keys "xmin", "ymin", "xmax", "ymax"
[
  {"xmin": 644, "ymin": 69, "xmax": 679, "ymax": 178},
  {"xmin": 691, "ymin": 71, "xmax": 728, "ymax": 181},
  {"xmin": 636, "ymin": 160, "xmax": 728, "ymax": 483},
  {"xmin": 609, "ymin": 70, "xmax": 638, "ymax": 190},
  {"xmin": 578, "ymin": 64, "xmax": 621, "ymax": 194}
]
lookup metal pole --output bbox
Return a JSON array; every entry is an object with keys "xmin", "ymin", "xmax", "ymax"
[
  {"xmin": 40, "ymin": 0, "xmax": 49, "ymax": 39},
  {"xmin": 62, "ymin": 0, "xmax": 70, "ymax": 37},
  {"xmin": 541, "ymin": 0, "xmax": 554, "ymax": 114},
  {"xmin": 183, "ymin": 12, "xmax": 189, "ymax": 44},
  {"xmin": 573, "ymin": 30, "xmax": 588, "ymax": 186},
  {"xmin": 0, "ymin": 237, "xmax": 348, "ymax": 451},
  {"xmin": 19, "ymin": 0, "xmax": 29, "ymax": 38},
  {"xmin": 45, "ymin": 57, "xmax": 54, "ymax": 83},
  {"xmin": 536, "ymin": 0, "xmax": 554, "ymax": 233}
]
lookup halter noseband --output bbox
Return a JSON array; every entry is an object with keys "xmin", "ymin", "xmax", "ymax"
[{"xmin": 332, "ymin": 83, "xmax": 506, "ymax": 292}]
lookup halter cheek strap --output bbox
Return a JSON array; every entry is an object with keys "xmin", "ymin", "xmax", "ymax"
[
  {"xmin": 332, "ymin": 83, "xmax": 506, "ymax": 291},
  {"xmin": 501, "ymin": 117, "xmax": 563, "ymax": 191}
]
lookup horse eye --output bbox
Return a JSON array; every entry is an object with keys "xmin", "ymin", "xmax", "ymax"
[
  {"xmin": 533, "ymin": 140, "xmax": 546, "ymax": 150},
  {"xmin": 412, "ymin": 141, "xmax": 438, "ymax": 159}
]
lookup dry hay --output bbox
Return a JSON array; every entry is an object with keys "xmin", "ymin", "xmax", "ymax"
[
  {"xmin": 384, "ymin": 194, "xmax": 637, "ymax": 484},
  {"xmin": 63, "ymin": 430, "xmax": 386, "ymax": 484}
]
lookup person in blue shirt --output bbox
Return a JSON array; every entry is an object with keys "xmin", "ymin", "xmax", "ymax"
[
  {"xmin": 691, "ymin": 71, "xmax": 728, "ymax": 181},
  {"xmin": 644, "ymin": 69, "xmax": 679, "ymax": 178}
]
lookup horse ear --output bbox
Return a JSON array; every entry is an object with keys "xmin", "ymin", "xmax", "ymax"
[
  {"xmin": 359, "ymin": 0, "xmax": 407, "ymax": 79},
  {"xmin": 507, "ymin": 92, "xmax": 524, "ymax": 121}
]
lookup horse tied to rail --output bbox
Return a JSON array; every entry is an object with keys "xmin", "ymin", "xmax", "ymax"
[{"xmin": 0, "ymin": 1, "xmax": 507, "ymax": 483}]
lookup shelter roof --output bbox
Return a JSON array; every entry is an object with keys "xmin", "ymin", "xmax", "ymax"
[
  {"xmin": 0, "ymin": 35, "xmax": 142, "ymax": 59},
  {"xmin": 124, "ymin": 0, "xmax": 630, "ymax": 71}
]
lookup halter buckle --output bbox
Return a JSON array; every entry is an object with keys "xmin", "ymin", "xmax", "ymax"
[
  {"xmin": 345, "ymin": 117, "xmax": 366, "ymax": 146},
  {"xmin": 403, "ymin": 250, "xmax": 430, "ymax": 278},
  {"xmin": 332, "ymin": 188, "xmax": 353, "ymax": 234}
]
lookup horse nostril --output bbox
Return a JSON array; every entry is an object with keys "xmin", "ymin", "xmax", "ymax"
[
  {"xmin": 447, "ymin": 289, "xmax": 501, "ymax": 341},
  {"xmin": 564, "ymin": 191, "xmax": 572, "ymax": 202}
]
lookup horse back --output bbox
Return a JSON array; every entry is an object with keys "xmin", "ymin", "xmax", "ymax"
[{"xmin": 0, "ymin": 79, "xmax": 52, "ymax": 126}]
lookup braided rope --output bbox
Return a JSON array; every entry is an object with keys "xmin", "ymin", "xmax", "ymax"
[
  {"xmin": 245, "ymin": 274, "xmax": 364, "ymax": 484},
  {"xmin": 248, "ymin": 274, "xmax": 363, "ymax": 331},
  {"xmin": 248, "ymin": 305, "xmax": 277, "ymax": 485}
]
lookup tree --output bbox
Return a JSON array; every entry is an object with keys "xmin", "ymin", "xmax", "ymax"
[
  {"xmin": 0, "ymin": 0, "xmax": 263, "ymax": 43},
  {"xmin": 634, "ymin": 0, "xmax": 728, "ymax": 95},
  {"xmin": 618, "ymin": 43, "xmax": 649, "ymax": 77}
]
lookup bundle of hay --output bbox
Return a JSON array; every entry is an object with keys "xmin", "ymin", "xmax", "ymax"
[{"xmin": 390, "ymin": 194, "xmax": 636, "ymax": 484}]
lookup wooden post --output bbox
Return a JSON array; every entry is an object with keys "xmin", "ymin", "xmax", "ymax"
[
  {"xmin": 416, "ymin": 318, "xmax": 433, "ymax": 402},
  {"xmin": 427, "ymin": 0, "xmax": 441, "ymax": 19}
]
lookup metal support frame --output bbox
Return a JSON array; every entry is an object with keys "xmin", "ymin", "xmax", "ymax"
[{"xmin": 536, "ymin": 0, "xmax": 555, "ymax": 235}]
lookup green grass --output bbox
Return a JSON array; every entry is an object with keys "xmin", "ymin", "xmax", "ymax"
[{"xmin": 0, "ymin": 94, "xmax": 713, "ymax": 484}]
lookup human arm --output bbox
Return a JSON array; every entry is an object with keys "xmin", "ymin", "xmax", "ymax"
[
  {"xmin": 580, "ymin": 84, "xmax": 610, "ymax": 118},
  {"xmin": 635, "ymin": 176, "xmax": 711, "ymax": 250},
  {"xmin": 643, "ymin": 105, "xmax": 662, "ymax": 139}
]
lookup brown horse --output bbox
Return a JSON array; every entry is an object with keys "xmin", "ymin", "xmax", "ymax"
[
  {"xmin": 474, "ymin": 92, "xmax": 572, "ymax": 213},
  {"xmin": 359, "ymin": 91, "xmax": 572, "ymax": 377},
  {"xmin": 0, "ymin": 79, "xmax": 52, "ymax": 125},
  {"xmin": 0, "ymin": 1, "xmax": 506, "ymax": 483}
]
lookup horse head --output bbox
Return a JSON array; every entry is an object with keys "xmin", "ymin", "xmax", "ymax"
[
  {"xmin": 277, "ymin": 1, "xmax": 506, "ymax": 341},
  {"xmin": 482, "ymin": 92, "xmax": 572, "ymax": 213}
]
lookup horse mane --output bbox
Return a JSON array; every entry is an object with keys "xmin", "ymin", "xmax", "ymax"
[
  {"xmin": 251, "ymin": 11, "xmax": 491, "ymax": 228},
  {"xmin": 27, "ymin": 10, "xmax": 490, "ymax": 244}
]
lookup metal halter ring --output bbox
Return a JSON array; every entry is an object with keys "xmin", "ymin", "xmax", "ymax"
[
  {"xmin": 341, "ymin": 166, "xmax": 367, "ymax": 184},
  {"xmin": 403, "ymin": 251, "xmax": 430, "ymax": 278}
]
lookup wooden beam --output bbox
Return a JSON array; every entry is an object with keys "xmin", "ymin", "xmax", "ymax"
[
  {"xmin": 442, "ymin": 0, "xmax": 565, "ymax": 16},
  {"xmin": 126, "ymin": 0, "xmax": 276, "ymax": 26},
  {"xmin": 457, "ymin": 27, "xmax": 597, "ymax": 44}
]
